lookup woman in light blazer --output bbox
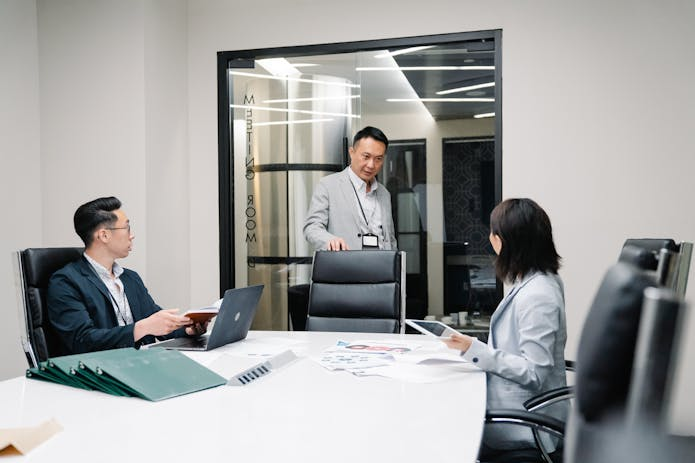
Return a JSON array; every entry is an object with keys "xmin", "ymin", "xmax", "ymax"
[{"xmin": 445, "ymin": 198, "xmax": 567, "ymax": 455}]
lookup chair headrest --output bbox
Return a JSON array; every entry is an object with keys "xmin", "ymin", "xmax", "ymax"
[
  {"xmin": 312, "ymin": 250, "xmax": 400, "ymax": 283},
  {"xmin": 622, "ymin": 238, "xmax": 678, "ymax": 254},
  {"xmin": 22, "ymin": 247, "xmax": 84, "ymax": 287},
  {"xmin": 618, "ymin": 245, "xmax": 659, "ymax": 270}
]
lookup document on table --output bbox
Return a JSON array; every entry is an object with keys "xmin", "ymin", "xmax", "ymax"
[
  {"xmin": 314, "ymin": 339, "xmax": 422, "ymax": 372},
  {"xmin": 314, "ymin": 338, "xmax": 480, "ymax": 382},
  {"xmin": 317, "ymin": 349, "xmax": 394, "ymax": 371}
]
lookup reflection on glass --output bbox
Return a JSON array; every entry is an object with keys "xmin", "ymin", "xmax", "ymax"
[{"xmin": 225, "ymin": 33, "xmax": 501, "ymax": 329}]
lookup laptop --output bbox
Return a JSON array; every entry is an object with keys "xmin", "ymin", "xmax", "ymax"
[{"xmin": 151, "ymin": 284, "xmax": 264, "ymax": 351}]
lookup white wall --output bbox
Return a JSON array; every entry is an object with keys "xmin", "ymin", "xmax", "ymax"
[
  {"xmin": 143, "ymin": 0, "xmax": 190, "ymax": 310},
  {"xmin": 0, "ymin": 0, "xmax": 42, "ymax": 380},
  {"xmin": 1, "ymin": 0, "xmax": 694, "ymax": 435}
]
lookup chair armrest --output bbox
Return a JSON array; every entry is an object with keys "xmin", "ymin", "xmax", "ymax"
[
  {"xmin": 485, "ymin": 409, "xmax": 565, "ymax": 438},
  {"xmin": 523, "ymin": 386, "xmax": 574, "ymax": 412}
]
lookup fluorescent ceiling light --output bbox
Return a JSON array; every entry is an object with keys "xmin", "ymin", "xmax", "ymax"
[
  {"xmin": 474, "ymin": 112, "xmax": 495, "ymax": 118},
  {"xmin": 437, "ymin": 82, "xmax": 495, "ymax": 95},
  {"xmin": 252, "ymin": 118, "xmax": 333, "ymax": 127},
  {"xmin": 356, "ymin": 66, "xmax": 495, "ymax": 71},
  {"xmin": 263, "ymin": 95, "xmax": 360, "ymax": 104},
  {"xmin": 229, "ymin": 70, "xmax": 360, "ymax": 88},
  {"xmin": 387, "ymin": 98, "xmax": 494, "ymax": 103},
  {"xmin": 292, "ymin": 63, "xmax": 319, "ymax": 68},
  {"xmin": 230, "ymin": 103, "xmax": 360, "ymax": 119},
  {"xmin": 256, "ymin": 58, "xmax": 300, "ymax": 77},
  {"xmin": 374, "ymin": 46, "xmax": 435, "ymax": 58}
]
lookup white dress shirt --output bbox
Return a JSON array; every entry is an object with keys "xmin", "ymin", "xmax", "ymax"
[
  {"xmin": 347, "ymin": 168, "xmax": 386, "ymax": 248},
  {"xmin": 83, "ymin": 253, "xmax": 135, "ymax": 326}
]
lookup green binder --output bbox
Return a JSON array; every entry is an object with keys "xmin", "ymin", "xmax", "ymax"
[
  {"xmin": 93, "ymin": 348, "xmax": 226, "ymax": 401},
  {"xmin": 26, "ymin": 347, "xmax": 226, "ymax": 401},
  {"xmin": 26, "ymin": 361, "xmax": 88, "ymax": 390}
]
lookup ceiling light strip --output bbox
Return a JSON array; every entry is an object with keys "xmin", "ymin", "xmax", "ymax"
[
  {"xmin": 230, "ymin": 103, "xmax": 360, "ymax": 119},
  {"xmin": 374, "ymin": 46, "xmax": 436, "ymax": 58},
  {"xmin": 252, "ymin": 118, "xmax": 334, "ymax": 127},
  {"xmin": 473, "ymin": 112, "xmax": 495, "ymax": 118},
  {"xmin": 437, "ymin": 82, "xmax": 495, "ymax": 95},
  {"xmin": 263, "ymin": 95, "xmax": 360, "ymax": 104},
  {"xmin": 387, "ymin": 98, "xmax": 494, "ymax": 103},
  {"xmin": 356, "ymin": 66, "xmax": 494, "ymax": 71},
  {"xmin": 228, "ymin": 70, "xmax": 360, "ymax": 88}
]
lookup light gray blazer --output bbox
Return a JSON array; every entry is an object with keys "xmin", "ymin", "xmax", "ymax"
[
  {"xmin": 463, "ymin": 271, "xmax": 568, "ymax": 449},
  {"xmin": 303, "ymin": 167, "xmax": 397, "ymax": 251}
]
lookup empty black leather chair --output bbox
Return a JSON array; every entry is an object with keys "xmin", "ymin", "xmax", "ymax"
[
  {"xmin": 482, "ymin": 261, "xmax": 659, "ymax": 463},
  {"xmin": 15, "ymin": 247, "xmax": 83, "ymax": 367},
  {"xmin": 305, "ymin": 250, "xmax": 405, "ymax": 333}
]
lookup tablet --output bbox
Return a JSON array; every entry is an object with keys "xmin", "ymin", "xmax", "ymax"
[{"xmin": 406, "ymin": 319, "xmax": 459, "ymax": 338}]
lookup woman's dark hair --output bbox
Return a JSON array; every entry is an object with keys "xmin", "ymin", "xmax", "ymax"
[
  {"xmin": 353, "ymin": 126, "xmax": 388, "ymax": 149},
  {"xmin": 490, "ymin": 198, "xmax": 561, "ymax": 282},
  {"xmin": 73, "ymin": 196, "xmax": 122, "ymax": 246}
]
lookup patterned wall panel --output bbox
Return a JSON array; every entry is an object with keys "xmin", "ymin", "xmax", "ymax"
[{"xmin": 442, "ymin": 138, "xmax": 495, "ymax": 254}]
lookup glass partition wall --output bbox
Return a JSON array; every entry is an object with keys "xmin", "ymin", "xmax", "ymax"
[{"xmin": 218, "ymin": 31, "xmax": 503, "ymax": 330}]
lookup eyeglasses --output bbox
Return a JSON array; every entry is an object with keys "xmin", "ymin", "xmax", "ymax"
[{"xmin": 106, "ymin": 224, "xmax": 131, "ymax": 233}]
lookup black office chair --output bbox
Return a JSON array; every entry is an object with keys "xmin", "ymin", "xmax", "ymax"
[
  {"xmin": 482, "ymin": 260, "xmax": 661, "ymax": 463},
  {"xmin": 14, "ymin": 247, "xmax": 83, "ymax": 367},
  {"xmin": 305, "ymin": 250, "xmax": 406, "ymax": 333}
]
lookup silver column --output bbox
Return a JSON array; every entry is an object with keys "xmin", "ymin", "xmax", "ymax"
[{"xmin": 240, "ymin": 74, "xmax": 354, "ymax": 330}]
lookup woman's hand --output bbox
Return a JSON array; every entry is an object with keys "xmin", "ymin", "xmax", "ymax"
[{"xmin": 442, "ymin": 332, "xmax": 474, "ymax": 353}]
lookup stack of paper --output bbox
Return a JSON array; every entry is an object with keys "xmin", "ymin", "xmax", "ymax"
[
  {"xmin": 315, "ymin": 339, "xmax": 422, "ymax": 373},
  {"xmin": 26, "ymin": 348, "xmax": 226, "ymax": 401},
  {"xmin": 314, "ymin": 339, "xmax": 480, "ymax": 383}
]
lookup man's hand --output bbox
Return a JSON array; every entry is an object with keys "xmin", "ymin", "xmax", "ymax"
[
  {"xmin": 442, "ymin": 332, "xmax": 474, "ymax": 353},
  {"xmin": 327, "ymin": 237, "xmax": 349, "ymax": 251},
  {"xmin": 133, "ymin": 309, "xmax": 191, "ymax": 341},
  {"xmin": 185, "ymin": 321, "xmax": 209, "ymax": 337}
]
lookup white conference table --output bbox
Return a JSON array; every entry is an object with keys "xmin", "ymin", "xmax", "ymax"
[{"xmin": 0, "ymin": 331, "xmax": 486, "ymax": 462}]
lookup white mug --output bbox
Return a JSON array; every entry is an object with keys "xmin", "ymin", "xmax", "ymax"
[
  {"xmin": 458, "ymin": 311, "xmax": 469, "ymax": 325},
  {"xmin": 441, "ymin": 315, "xmax": 453, "ymax": 325}
]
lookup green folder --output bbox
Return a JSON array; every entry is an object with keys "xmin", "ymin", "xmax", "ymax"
[
  {"xmin": 26, "ymin": 362, "xmax": 86, "ymax": 389},
  {"xmin": 26, "ymin": 347, "xmax": 226, "ymax": 401},
  {"xmin": 92, "ymin": 348, "xmax": 226, "ymax": 401}
]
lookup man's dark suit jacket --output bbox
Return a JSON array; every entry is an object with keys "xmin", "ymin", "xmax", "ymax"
[{"xmin": 47, "ymin": 256, "xmax": 186, "ymax": 355}]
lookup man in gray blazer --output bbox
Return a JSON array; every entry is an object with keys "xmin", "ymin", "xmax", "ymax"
[{"xmin": 303, "ymin": 126, "xmax": 397, "ymax": 251}]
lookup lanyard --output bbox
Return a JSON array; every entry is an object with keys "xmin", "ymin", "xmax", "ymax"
[
  {"xmin": 107, "ymin": 286, "xmax": 130, "ymax": 325},
  {"xmin": 349, "ymin": 181, "xmax": 372, "ymax": 226},
  {"xmin": 85, "ymin": 259, "xmax": 131, "ymax": 325}
]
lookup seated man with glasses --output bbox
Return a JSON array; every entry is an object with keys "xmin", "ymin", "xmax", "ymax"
[{"xmin": 47, "ymin": 196, "xmax": 206, "ymax": 354}]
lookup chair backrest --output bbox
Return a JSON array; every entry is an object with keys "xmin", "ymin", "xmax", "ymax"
[
  {"xmin": 564, "ymin": 261, "xmax": 655, "ymax": 462},
  {"xmin": 565, "ymin": 275, "xmax": 686, "ymax": 462},
  {"xmin": 15, "ymin": 247, "xmax": 83, "ymax": 367},
  {"xmin": 305, "ymin": 250, "xmax": 406, "ymax": 333},
  {"xmin": 619, "ymin": 238, "xmax": 692, "ymax": 297},
  {"xmin": 626, "ymin": 287, "xmax": 685, "ymax": 428}
]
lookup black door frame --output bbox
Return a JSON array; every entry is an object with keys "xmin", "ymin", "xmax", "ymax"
[{"xmin": 217, "ymin": 30, "xmax": 503, "ymax": 295}]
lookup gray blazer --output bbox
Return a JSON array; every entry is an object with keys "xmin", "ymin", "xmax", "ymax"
[
  {"xmin": 303, "ymin": 167, "xmax": 397, "ymax": 251},
  {"xmin": 463, "ymin": 271, "xmax": 568, "ymax": 449}
]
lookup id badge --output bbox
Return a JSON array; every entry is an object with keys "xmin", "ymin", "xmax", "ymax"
[{"xmin": 361, "ymin": 233, "xmax": 379, "ymax": 249}]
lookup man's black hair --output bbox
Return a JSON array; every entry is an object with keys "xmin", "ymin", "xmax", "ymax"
[
  {"xmin": 73, "ymin": 196, "xmax": 122, "ymax": 247},
  {"xmin": 353, "ymin": 126, "xmax": 389, "ymax": 149}
]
